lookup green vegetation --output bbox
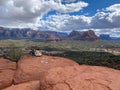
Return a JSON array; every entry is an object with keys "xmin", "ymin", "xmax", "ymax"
[
  {"xmin": 4, "ymin": 44, "xmax": 23, "ymax": 62},
  {"xmin": 0, "ymin": 39, "xmax": 120, "ymax": 51},
  {"xmin": 0, "ymin": 39, "xmax": 120, "ymax": 69},
  {"xmin": 51, "ymin": 51, "xmax": 120, "ymax": 70}
]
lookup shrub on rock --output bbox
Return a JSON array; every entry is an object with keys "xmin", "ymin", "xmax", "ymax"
[{"xmin": 4, "ymin": 48, "xmax": 23, "ymax": 62}]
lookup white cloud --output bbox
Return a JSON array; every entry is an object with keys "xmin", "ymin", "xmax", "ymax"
[
  {"xmin": 94, "ymin": 28, "xmax": 120, "ymax": 37},
  {"xmin": 91, "ymin": 4, "xmax": 120, "ymax": 29},
  {"xmin": 0, "ymin": 1, "xmax": 119, "ymax": 37},
  {"xmin": 106, "ymin": 4, "xmax": 120, "ymax": 12},
  {"xmin": 91, "ymin": 12, "xmax": 120, "ymax": 29},
  {"xmin": 0, "ymin": 0, "xmax": 9, "ymax": 5},
  {"xmin": 39, "ymin": 14, "xmax": 91, "ymax": 32},
  {"xmin": 0, "ymin": 0, "xmax": 88, "ymax": 28},
  {"xmin": 54, "ymin": 1, "xmax": 88, "ymax": 13},
  {"xmin": 39, "ymin": 4, "xmax": 120, "ymax": 37}
]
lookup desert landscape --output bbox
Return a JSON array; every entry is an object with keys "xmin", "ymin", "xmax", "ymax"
[
  {"xmin": 0, "ymin": 38, "xmax": 120, "ymax": 90},
  {"xmin": 0, "ymin": 28, "xmax": 120, "ymax": 89},
  {"xmin": 0, "ymin": 0, "xmax": 120, "ymax": 90}
]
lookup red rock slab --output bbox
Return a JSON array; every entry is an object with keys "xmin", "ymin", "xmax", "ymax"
[
  {"xmin": 40, "ymin": 65, "xmax": 120, "ymax": 90},
  {"xmin": 0, "ymin": 70, "xmax": 15, "ymax": 89},
  {"xmin": 14, "ymin": 55, "xmax": 78, "ymax": 84},
  {"xmin": 0, "ymin": 58, "xmax": 16, "ymax": 89},
  {"xmin": 0, "ymin": 58, "xmax": 16, "ymax": 70},
  {"xmin": 3, "ymin": 81, "xmax": 40, "ymax": 90}
]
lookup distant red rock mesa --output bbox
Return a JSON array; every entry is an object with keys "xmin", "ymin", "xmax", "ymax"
[
  {"xmin": 0, "ymin": 26, "xmax": 99, "ymax": 41},
  {"xmin": 69, "ymin": 30, "xmax": 99, "ymax": 41}
]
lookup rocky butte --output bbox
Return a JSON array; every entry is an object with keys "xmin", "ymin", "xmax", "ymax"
[
  {"xmin": 69, "ymin": 30, "xmax": 99, "ymax": 41},
  {"xmin": 0, "ymin": 26, "xmax": 68, "ymax": 42},
  {"xmin": 0, "ymin": 55, "xmax": 120, "ymax": 90},
  {"xmin": 0, "ymin": 26, "xmax": 99, "ymax": 41}
]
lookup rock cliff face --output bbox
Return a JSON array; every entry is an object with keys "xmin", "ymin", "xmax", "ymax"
[
  {"xmin": 0, "ymin": 26, "xmax": 100, "ymax": 41},
  {"xmin": 69, "ymin": 30, "xmax": 99, "ymax": 41},
  {"xmin": 99, "ymin": 34, "xmax": 111, "ymax": 40},
  {"xmin": 0, "ymin": 55, "xmax": 120, "ymax": 90},
  {"xmin": 0, "ymin": 27, "xmax": 67, "ymax": 41}
]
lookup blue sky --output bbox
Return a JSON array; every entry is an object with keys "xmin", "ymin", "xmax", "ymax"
[
  {"xmin": 0, "ymin": 0, "xmax": 120, "ymax": 37},
  {"xmin": 44, "ymin": 0, "xmax": 120, "ymax": 17},
  {"xmin": 81, "ymin": 0, "xmax": 120, "ymax": 15}
]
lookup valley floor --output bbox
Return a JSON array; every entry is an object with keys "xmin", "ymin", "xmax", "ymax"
[{"xmin": 0, "ymin": 39, "xmax": 120, "ymax": 70}]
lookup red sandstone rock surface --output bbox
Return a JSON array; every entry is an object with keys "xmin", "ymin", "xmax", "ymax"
[
  {"xmin": 0, "ymin": 58, "xmax": 16, "ymax": 70},
  {"xmin": 1, "ymin": 55, "xmax": 120, "ymax": 90},
  {"xmin": 3, "ymin": 81, "xmax": 40, "ymax": 90},
  {"xmin": 40, "ymin": 65, "xmax": 120, "ymax": 90},
  {"xmin": 0, "ymin": 58, "xmax": 16, "ymax": 89},
  {"xmin": 14, "ymin": 55, "xmax": 78, "ymax": 84}
]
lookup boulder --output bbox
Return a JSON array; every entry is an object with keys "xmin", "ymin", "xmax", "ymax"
[
  {"xmin": 0, "ymin": 58, "xmax": 16, "ymax": 70},
  {"xmin": 0, "ymin": 58, "xmax": 16, "ymax": 89},
  {"xmin": 40, "ymin": 65, "xmax": 120, "ymax": 90},
  {"xmin": 0, "ymin": 70, "xmax": 15, "ymax": 89},
  {"xmin": 30, "ymin": 50, "xmax": 42, "ymax": 57},
  {"xmin": 14, "ymin": 55, "xmax": 78, "ymax": 84},
  {"xmin": 34, "ymin": 50, "xmax": 42, "ymax": 57},
  {"xmin": 3, "ymin": 81, "xmax": 40, "ymax": 90}
]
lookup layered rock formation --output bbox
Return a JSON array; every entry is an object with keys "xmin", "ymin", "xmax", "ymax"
[
  {"xmin": 99, "ymin": 34, "xmax": 120, "ymax": 41},
  {"xmin": 69, "ymin": 30, "xmax": 99, "ymax": 41},
  {"xmin": 0, "ymin": 26, "xmax": 100, "ymax": 41},
  {"xmin": 99, "ymin": 34, "xmax": 111, "ymax": 40},
  {"xmin": 0, "ymin": 27, "xmax": 67, "ymax": 41}
]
